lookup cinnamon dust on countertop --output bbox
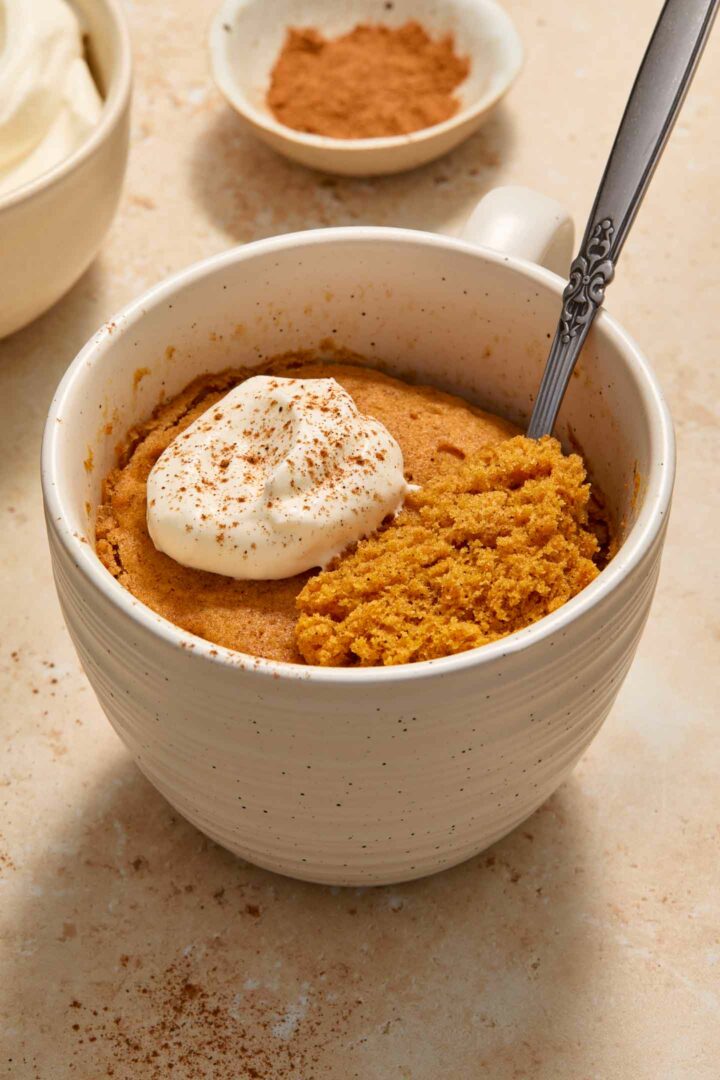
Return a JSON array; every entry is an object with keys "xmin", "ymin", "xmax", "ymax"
[{"xmin": 267, "ymin": 22, "xmax": 470, "ymax": 139}]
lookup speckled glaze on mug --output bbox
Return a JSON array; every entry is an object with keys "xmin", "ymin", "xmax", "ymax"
[{"xmin": 42, "ymin": 188, "xmax": 674, "ymax": 885}]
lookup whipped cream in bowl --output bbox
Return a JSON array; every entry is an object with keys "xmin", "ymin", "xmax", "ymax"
[
  {"xmin": 0, "ymin": 0, "xmax": 103, "ymax": 197},
  {"xmin": 147, "ymin": 375, "xmax": 411, "ymax": 580}
]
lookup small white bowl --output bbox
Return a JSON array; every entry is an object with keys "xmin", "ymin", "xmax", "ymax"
[
  {"xmin": 209, "ymin": 0, "xmax": 523, "ymax": 176},
  {"xmin": 0, "ymin": 0, "xmax": 132, "ymax": 339}
]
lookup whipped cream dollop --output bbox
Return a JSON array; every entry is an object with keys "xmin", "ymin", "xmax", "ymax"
[
  {"xmin": 147, "ymin": 376, "xmax": 411, "ymax": 580},
  {"xmin": 0, "ymin": 0, "xmax": 103, "ymax": 197}
]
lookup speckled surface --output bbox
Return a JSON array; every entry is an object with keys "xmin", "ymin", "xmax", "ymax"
[{"xmin": 1, "ymin": 1, "xmax": 719, "ymax": 1076}]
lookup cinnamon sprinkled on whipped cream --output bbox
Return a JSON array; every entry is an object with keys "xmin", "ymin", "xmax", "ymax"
[{"xmin": 146, "ymin": 375, "xmax": 410, "ymax": 580}]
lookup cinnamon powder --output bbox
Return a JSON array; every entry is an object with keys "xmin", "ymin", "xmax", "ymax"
[{"xmin": 266, "ymin": 22, "xmax": 470, "ymax": 139}]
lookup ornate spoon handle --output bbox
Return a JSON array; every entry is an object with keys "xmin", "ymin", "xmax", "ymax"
[{"xmin": 527, "ymin": 0, "xmax": 720, "ymax": 439}]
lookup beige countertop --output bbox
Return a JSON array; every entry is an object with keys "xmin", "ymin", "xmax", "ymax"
[{"xmin": 2, "ymin": 1, "xmax": 719, "ymax": 1076}]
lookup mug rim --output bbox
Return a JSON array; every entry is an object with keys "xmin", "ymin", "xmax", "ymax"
[
  {"xmin": 0, "ymin": 0, "xmax": 133, "ymax": 214},
  {"xmin": 42, "ymin": 226, "xmax": 676, "ymax": 685}
]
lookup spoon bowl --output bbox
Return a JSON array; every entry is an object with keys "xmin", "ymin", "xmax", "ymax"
[{"xmin": 209, "ymin": 0, "xmax": 523, "ymax": 177}]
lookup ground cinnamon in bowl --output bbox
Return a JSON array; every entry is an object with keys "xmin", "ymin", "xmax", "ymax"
[{"xmin": 266, "ymin": 21, "xmax": 470, "ymax": 139}]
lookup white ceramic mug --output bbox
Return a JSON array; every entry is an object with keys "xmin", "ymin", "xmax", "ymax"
[{"xmin": 42, "ymin": 187, "xmax": 674, "ymax": 886}]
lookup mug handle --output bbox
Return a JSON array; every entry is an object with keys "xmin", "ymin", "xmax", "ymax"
[{"xmin": 460, "ymin": 186, "xmax": 575, "ymax": 275}]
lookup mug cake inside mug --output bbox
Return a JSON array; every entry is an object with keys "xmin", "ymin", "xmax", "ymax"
[{"xmin": 95, "ymin": 354, "xmax": 610, "ymax": 666}]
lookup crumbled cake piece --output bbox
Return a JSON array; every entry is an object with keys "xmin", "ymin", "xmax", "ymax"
[{"xmin": 295, "ymin": 436, "xmax": 600, "ymax": 666}]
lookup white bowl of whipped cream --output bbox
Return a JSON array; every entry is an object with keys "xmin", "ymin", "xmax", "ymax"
[{"xmin": 0, "ymin": 0, "xmax": 131, "ymax": 338}]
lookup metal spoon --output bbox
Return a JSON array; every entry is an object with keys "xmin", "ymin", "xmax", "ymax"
[{"xmin": 527, "ymin": 0, "xmax": 720, "ymax": 439}]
